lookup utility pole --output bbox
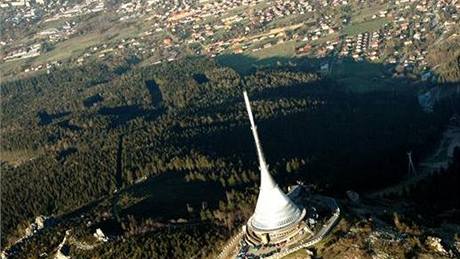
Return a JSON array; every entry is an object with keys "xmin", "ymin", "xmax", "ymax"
[{"xmin": 407, "ymin": 151, "xmax": 416, "ymax": 176}]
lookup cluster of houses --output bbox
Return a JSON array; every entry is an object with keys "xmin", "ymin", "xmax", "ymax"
[
  {"xmin": 0, "ymin": 0, "xmax": 458, "ymax": 80},
  {"xmin": 38, "ymin": 21, "xmax": 77, "ymax": 42},
  {"xmin": 381, "ymin": 0, "xmax": 459, "ymax": 77},
  {"xmin": 3, "ymin": 20, "xmax": 78, "ymax": 63},
  {"xmin": 0, "ymin": 0, "xmax": 44, "ymax": 33},
  {"xmin": 185, "ymin": 0, "xmax": 341, "ymax": 56},
  {"xmin": 252, "ymin": 0, "xmax": 314, "ymax": 25},
  {"xmin": 340, "ymin": 32, "xmax": 382, "ymax": 61},
  {"xmin": 24, "ymin": 60, "xmax": 62, "ymax": 74},
  {"xmin": 1, "ymin": 0, "xmax": 105, "ymax": 63},
  {"xmin": 1, "ymin": 0, "xmax": 104, "ymax": 25},
  {"xmin": 3, "ymin": 43, "xmax": 41, "ymax": 62},
  {"xmin": 0, "ymin": 0, "xmax": 44, "ymax": 8},
  {"xmin": 42, "ymin": 0, "xmax": 105, "ymax": 22},
  {"xmin": 321, "ymin": 0, "xmax": 458, "ymax": 80}
]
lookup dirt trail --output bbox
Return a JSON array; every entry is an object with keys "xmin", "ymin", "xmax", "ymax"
[{"xmin": 420, "ymin": 124, "xmax": 460, "ymax": 170}]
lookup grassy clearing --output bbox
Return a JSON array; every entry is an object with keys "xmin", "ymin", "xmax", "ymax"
[
  {"xmin": 333, "ymin": 59, "xmax": 382, "ymax": 77},
  {"xmin": 337, "ymin": 77, "xmax": 387, "ymax": 92},
  {"xmin": 266, "ymin": 14, "xmax": 310, "ymax": 29},
  {"xmin": 216, "ymin": 54, "xmax": 255, "ymax": 75},
  {"xmin": 107, "ymin": 23, "xmax": 144, "ymax": 42},
  {"xmin": 344, "ymin": 18, "xmax": 389, "ymax": 36},
  {"xmin": 0, "ymin": 149, "xmax": 42, "ymax": 167},
  {"xmin": 311, "ymin": 32, "xmax": 339, "ymax": 45},
  {"xmin": 331, "ymin": 59, "xmax": 393, "ymax": 92},
  {"xmin": 217, "ymin": 40, "xmax": 297, "ymax": 74},
  {"xmin": 34, "ymin": 32, "xmax": 103, "ymax": 63},
  {"xmin": 351, "ymin": 4, "xmax": 387, "ymax": 23},
  {"xmin": 249, "ymin": 40, "xmax": 297, "ymax": 59}
]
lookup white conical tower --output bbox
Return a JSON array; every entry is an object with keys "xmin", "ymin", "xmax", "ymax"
[{"xmin": 244, "ymin": 91, "xmax": 304, "ymax": 231}]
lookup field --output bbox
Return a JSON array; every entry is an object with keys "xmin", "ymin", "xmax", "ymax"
[
  {"xmin": 217, "ymin": 41, "xmax": 299, "ymax": 74},
  {"xmin": 311, "ymin": 32, "xmax": 339, "ymax": 45},
  {"xmin": 35, "ymin": 33, "xmax": 103, "ymax": 63},
  {"xmin": 331, "ymin": 59, "xmax": 395, "ymax": 93},
  {"xmin": 107, "ymin": 23, "xmax": 146, "ymax": 42},
  {"xmin": 344, "ymin": 18, "xmax": 390, "ymax": 36},
  {"xmin": 0, "ymin": 149, "xmax": 43, "ymax": 167},
  {"xmin": 250, "ymin": 40, "xmax": 297, "ymax": 59},
  {"xmin": 351, "ymin": 4, "xmax": 388, "ymax": 23}
]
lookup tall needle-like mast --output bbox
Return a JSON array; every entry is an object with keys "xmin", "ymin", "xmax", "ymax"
[
  {"xmin": 243, "ymin": 91, "xmax": 276, "ymax": 189},
  {"xmin": 243, "ymin": 91, "xmax": 303, "ymax": 231}
]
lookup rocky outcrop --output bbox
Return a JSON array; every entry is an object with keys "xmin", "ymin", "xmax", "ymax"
[{"xmin": 425, "ymin": 236, "xmax": 448, "ymax": 255}]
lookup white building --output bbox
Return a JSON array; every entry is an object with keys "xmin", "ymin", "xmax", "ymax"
[{"xmin": 242, "ymin": 91, "xmax": 308, "ymax": 245}]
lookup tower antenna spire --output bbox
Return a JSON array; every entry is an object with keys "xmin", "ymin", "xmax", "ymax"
[
  {"xmin": 243, "ymin": 91, "xmax": 276, "ymax": 189},
  {"xmin": 244, "ymin": 92, "xmax": 268, "ymax": 170}
]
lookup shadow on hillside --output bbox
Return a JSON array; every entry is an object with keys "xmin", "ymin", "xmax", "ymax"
[
  {"xmin": 216, "ymin": 52, "xmax": 459, "ymax": 85},
  {"xmin": 37, "ymin": 111, "xmax": 71, "ymax": 125},
  {"xmin": 122, "ymin": 173, "xmax": 224, "ymax": 221},
  {"xmin": 97, "ymin": 105, "xmax": 164, "ymax": 128},
  {"xmin": 182, "ymin": 91, "xmax": 456, "ymax": 194},
  {"xmin": 162, "ymin": 54, "xmax": 460, "ymax": 194},
  {"xmin": 217, "ymin": 54, "xmax": 323, "ymax": 76}
]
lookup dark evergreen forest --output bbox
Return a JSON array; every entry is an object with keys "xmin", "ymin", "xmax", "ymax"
[{"xmin": 1, "ymin": 57, "xmax": 458, "ymax": 257}]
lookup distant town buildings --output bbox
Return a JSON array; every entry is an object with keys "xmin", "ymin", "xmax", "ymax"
[{"xmin": 1, "ymin": 0, "xmax": 458, "ymax": 80}]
